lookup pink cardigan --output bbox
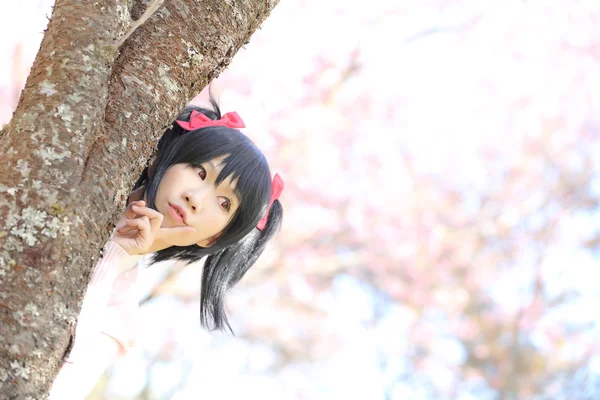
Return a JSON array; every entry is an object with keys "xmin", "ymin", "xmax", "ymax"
[{"xmin": 49, "ymin": 240, "xmax": 144, "ymax": 399}]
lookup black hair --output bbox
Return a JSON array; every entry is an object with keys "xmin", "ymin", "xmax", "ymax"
[{"xmin": 131, "ymin": 95, "xmax": 283, "ymax": 333}]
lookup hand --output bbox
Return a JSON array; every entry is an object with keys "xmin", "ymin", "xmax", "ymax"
[{"xmin": 111, "ymin": 200, "xmax": 196, "ymax": 255}]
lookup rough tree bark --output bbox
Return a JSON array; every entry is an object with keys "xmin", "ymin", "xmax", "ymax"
[{"xmin": 0, "ymin": 0, "xmax": 279, "ymax": 397}]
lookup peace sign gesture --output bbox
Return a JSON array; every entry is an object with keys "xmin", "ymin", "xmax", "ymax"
[{"xmin": 111, "ymin": 200, "xmax": 196, "ymax": 255}]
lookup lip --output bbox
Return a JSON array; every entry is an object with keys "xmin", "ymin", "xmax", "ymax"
[{"xmin": 168, "ymin": 203, "xmax": 187, "ymax": 224}]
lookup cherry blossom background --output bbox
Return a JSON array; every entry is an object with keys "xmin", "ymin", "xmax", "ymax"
[{"xmin": 2, "ymin": 1, "xmax": 600, "ymax": 399}]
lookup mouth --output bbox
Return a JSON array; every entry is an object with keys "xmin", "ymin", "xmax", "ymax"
[{"xmin": 168, "ymin": 203, "xmax": 187, "ymax": 224}]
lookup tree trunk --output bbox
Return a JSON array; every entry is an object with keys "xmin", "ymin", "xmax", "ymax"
[{"xmin": 0, "ymin": 0, "xmax": 278, "ymax": 397}]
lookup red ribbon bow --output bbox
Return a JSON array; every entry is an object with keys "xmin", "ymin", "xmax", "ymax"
[
  {"xmin": 257, "ymin": 173, "xmax": 284, "ymax": 231},
  {"xmin": 176, "ymin": 110, "xmax": 246, "ymax": 131}
]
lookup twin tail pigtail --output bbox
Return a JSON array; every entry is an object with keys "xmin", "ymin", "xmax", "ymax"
[{"xmin": 200, "ymin": 200, "xmax": 283, "ymax": 333}]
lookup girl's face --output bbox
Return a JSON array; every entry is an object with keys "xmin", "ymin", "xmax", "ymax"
[{"xmin": 152, "ymin": 155, "xmax": 240, "ymax": 247}]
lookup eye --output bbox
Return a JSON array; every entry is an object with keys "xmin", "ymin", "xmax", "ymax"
[
  {"xmin": 197, "ymin": 166, "xmax": 206, "ymax": 180},
  {"xmin": 219, "ymin": 197, "xmax": 231, "ymax": 211}
]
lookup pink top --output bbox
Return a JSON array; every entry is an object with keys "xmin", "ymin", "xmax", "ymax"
[{"xmin": 48, "ymin": 240, "xmax": 144, "ymax": 399}]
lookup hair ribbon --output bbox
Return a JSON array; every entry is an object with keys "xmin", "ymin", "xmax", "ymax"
[
  {"xmin": 176, "ymin": 110, "xmax": 246, "ymax": 130},
  {"xmin": 257, "ymin": 173, "xmax": 284, "ymax": 231}
]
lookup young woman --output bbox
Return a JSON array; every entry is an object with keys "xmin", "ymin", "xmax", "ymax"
[{"xmin": 49, "ymin": 97, "xmax": 284, "ymax": 399}]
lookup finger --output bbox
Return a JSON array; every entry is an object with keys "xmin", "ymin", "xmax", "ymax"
[
  {"xmin": 124, "ymin": 218, "xmax": 151, "ymax": 244},
  {"xmin": 131, "ymin": 204, "xmax": 162, "ymax": 221},
  {"xmin": 117, "ymin": 224, "xmax": 136, "ymax": 234},
  {"xmin": 117, "ymin": 221, "xmax": 143, "ymax": 235},
  {"xmin": 131, "ymin": 205, "xmax": 164, "ymax": 234},
  {"xmin": 155, "ymin": 225, "xmax": 197, "ymax": 241},
  {"xmin": 125, "ymin": 200, "xmax": 146, "ymax": 219}
]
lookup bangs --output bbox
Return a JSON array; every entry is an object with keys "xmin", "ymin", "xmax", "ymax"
[{"xmin": 216, "ymin": 143, "xmax": 267, "ymax": 204}]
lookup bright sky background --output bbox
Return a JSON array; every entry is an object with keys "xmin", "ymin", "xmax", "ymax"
[{"xmin": 2, "ymin": 1, "xmax": 600, "ymax": 399}]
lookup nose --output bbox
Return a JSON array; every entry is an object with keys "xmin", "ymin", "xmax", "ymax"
[{"xmin": 184, "ymin": 187, "xmax": 209, "ymax": 213}]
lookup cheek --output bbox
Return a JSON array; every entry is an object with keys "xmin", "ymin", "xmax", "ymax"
[{"xmin": 202, "ymin": 212, "xmax": 230, "ymax": 235}]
